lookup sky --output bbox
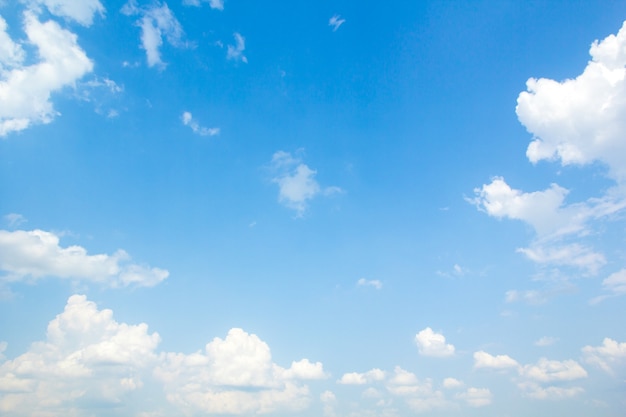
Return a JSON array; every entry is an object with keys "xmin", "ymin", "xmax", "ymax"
[{"xmin": 1, "ymin": 0, "xmax": 626, "ymax": 416}]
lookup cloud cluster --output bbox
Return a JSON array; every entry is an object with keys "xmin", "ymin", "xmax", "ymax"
[
  {"xmin": 474, "ymin": 350, "xmax": 588, "ymax": 400},
  {"xmin": 338, "ymin": 366, "xmax": 490, "ymax": 413},
  {"xmin": 0, "ymin": 295, "xmax": 327, "ymax": 416},
  {"xmin": 269, "ymin": 151, "xmax": 341, "ymax": 217},
  {"xmin": 0, "ymin": 295, "xmax": 160, "ymax": 416},
  {"xmin": 472, "ymin": 20, "xmax": 626, "ymax": 288},
  {"xmin": 0, "ymin": 229, "xmax": 168, "ymax": 288}
]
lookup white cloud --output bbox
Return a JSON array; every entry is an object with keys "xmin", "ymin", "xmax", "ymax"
[
  {"xmin": 535, "ymin": 336, "xmax": 558, "ymax": 347},
  {"xmin": 269, "ymin": 151, "xmax": 341, "ymax": 217},
  {"xmin": 3, "ymin": 213, "xmax": 26, "ymax": 228},
  {"xmin": 455, "ymin": 387, "xmax": 492, "ymax": 407},
  {"xmin": 329, "ymin": 15, "xmax": 345, "ymax": 32},
  {"xmin": 505, "ymin": 289, "xmax": 548, "ymax": 305},
  {"xmin": 473, "ymin": 351, "xmax": 520, "ymax": 370},
  {"xmin": 0, "ymin": 16, "xmax": 25, "ymax": 68},
  {"xmin": 474, "ymin": 351, "xmax": 587, "ymax": 400},
  {"xmin": 518, "ymin": 382, "xmax": 584, "ymax": 400},
  {"xmin": 338, "ymin": 368, "xmax": 385, "ymax": 385},
  {"xmin": 521, "ymin": 358, "xmax": 587, "ymax": 383},
  {"xmin": 0, "ymin": 297, "xmax": 327, "ymax": 416},
  {"xmin": 517, "ymin": 244, "xmax": 605, "ymax": 275},
  {"xmin": 182, "ymin": 0, "xmax": 223, "ymax": 10},
  {"xmin": 386, "ymin": 367, "xmax": 447, "ymax": 413},
  {"xmin": 601, "ymin": 269, "xmax": 626, "ymax": 297},
  {"xmin": 517, "ymin": 21, "xmax": 626, "ymax": 182},
  {"xmin": 0, "ymin": 229, "xmax": 168, "ymax": 287},
  {"xmin": 442, "ymin": 377, "xmax": 464, "ymax": 389},
  {"xmin": 227, "ymin": 32, "xmax": 247, "ymax": 63},
  {"xmin": 472, "ymin": 21, "xmax": 626, "ymax": 281},
  {"xmin": 154, "ymin": 328, "xmax": 326, "ymax": 415},
  {"xmin": 181, "ymin": 111, "xmax": 219, "ymax": 136},
  {"xmin": 0, "ymin": 12, "xmax": 93, "ymax": 136},
  {"xmin": 357, "ymin": 278, "xmax": 382, "ymax": 290},
  {"xmin": 26, "ymin": 0, "xmax": 105, "ymax": 26},
  {"xmin": 582, "ymin": 337, "xmax": 626, "ymax": 373},
  {"xmin": 414, "ymin": 327, "xmax": 455, "ymax": 357},
  {"xmin": 0, "ymin": 295, "xmax": 160, "ymax": 416},
  {"xmin": 122, "ymin": 1, "xmax": 183, "ymax": 68}
]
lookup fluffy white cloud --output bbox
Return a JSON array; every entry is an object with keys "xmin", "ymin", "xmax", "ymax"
[
  {"xmin": 0, "ymin": 297, "xmax": 327, "ymax": 416},
  {"xmin": 582, "ymin": 338, "xmax": 626, "ymax": 373},
  {"xmin": 414, "ymin": 327, "xmax": 455, "ymax": 357},
  {"xmin": 182, "ymin": 0, "xmax": 223, "ymax": 10},
  {"xmin": 329, "ymin": 15, "xmax": 345, "ymax": 32},
  {"xmin": 122, "ymin": 1, "xmax": 183, "ymax": 68},
  {"xmin": 181, "ymin": 111, "xmax": 219, "ymax": 136},
  {"xmin": 521, "ymin": 358, "xmax": 587, "ymax": 382},
  {"xmin": 0, "ymin": 12, "xmax": 93, "ymax": 136},
  {"xmin": 269, "ymin": 151, "xmax": 341, "ymax": 217},
  {"xmin": 357, "ymin": 278, "xmax": 382, "ymax": 289},
  {"xmin": 517, "ymin": 21, "xmax": 626, "ymax": 182},
  {"xmin": 0, "ymin": 229, "xmax": 168, "ymax": 287},
  {"xmin": 154, "ymin": 328, "xmax": 326, "ymax": 414},
  {"xmin": 227, "ymin": 32, "xmax": 247, "ymax": 63},
  {"xmin": 338, "ymin": 368, "xmax": 385, "ymax": 385},
  {"xmin": 472, "ymin": 21, "xmax": 626, "ymax": 281},
  {"xmin": 26, "ymin": 0, "xmax": 105, "ymax": 26},
  {"xmin": 455, "ymin": 387, "xmax": 492, "ymax": 407},
  {"xmin": 442, "ymin": 377, "xmax": 464, "ymax": 389},
  {"xmin": 0, "ymin": 295, "xmax": 160, "ymax": 416},
  {"xmin": 473, "ymin": 351, "xmax": 520, "ymax": 370}
]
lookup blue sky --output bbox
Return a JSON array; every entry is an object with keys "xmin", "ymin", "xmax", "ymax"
[{"xmin": 1, "ymin": 0, "xmax": 626, "ymax": 415}]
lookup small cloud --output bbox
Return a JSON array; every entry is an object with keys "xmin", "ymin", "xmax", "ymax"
[
  {"xmin": 227, "ymin": 32, "xmax": 247, "ymax": 63},
  {"xmin": 181, "ymin": 111, "xmax": 219, "ymax": 136},
  {"xmin": 329, "ymin": 15, "xmax": 345, "ymax": 31},
  {"xmin": 442, "ymin": 377, "xmax": 464, "ymax": 389},
  {"xmin": 535, "ymin": 336, "xmax": 558, "ymax": 347},
  {"xmin": 182, "ymin": 0, "xmax": 224, "ymax": 10},
  {"xmin": 357, "ymin": 278, "xmax": 382, "ymax": 290},
  {"xmin": 4, "ymin": 213, "xmax": 26, "ymax": 228},
  {"xmin": 415, "ymin": 327, "xmax": 455, "ymax": 357},
  {"xmin": 268, "ymin": 150, "xmax": 341, "ymax": 217}
]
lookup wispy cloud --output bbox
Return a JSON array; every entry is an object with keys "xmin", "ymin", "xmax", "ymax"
[
  {"xmin": 357, "ymin": 278, "xmax": 382, "ymax": 290},
  {"xmin": 182, "ymin": 0, "xmax": 224, "ymax": 10},
  {"xmin": 181, "ymin": 111, "xmax": 219, "ymax": 136},
  {"xmin": 3, "ymin": 213, "xmax": 27, "ymax": 228},
  {"xmin": 226, "ymin": 32, "xmax": 247, "ymax": 63},
  {"xmin": 328, "ymin": 15, "xmax": 345, "ymax": 31},
  {"xmin": 122, "ymin": 1, "xmax": 184, "ymax": 68}
]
